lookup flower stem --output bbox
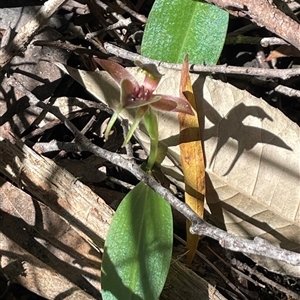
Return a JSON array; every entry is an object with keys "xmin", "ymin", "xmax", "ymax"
[
  {"xmin": 105, "ymin": 106, "xmax": 123, "ymax": 140},
  {"xmin": 143, "ymin": 108, "xmax": 159, "ymax": 172},
  {"xmin": 122, "ymin": 106, "xmax": 148, "ymax": 147}
]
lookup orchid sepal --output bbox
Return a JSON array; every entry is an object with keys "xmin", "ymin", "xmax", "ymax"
[
  {"xmin": 151, "ymin": 94, "xmax": 194, "ymax": 115},
  {"xmin": 94, "ymin": 57, "xmax": 139, "ymax": 87}
]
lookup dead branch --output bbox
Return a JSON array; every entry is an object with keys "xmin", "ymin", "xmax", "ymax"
[
  {"xmin": 205, "ymin": 0, "xmax": 300, "ymax": 50},
  {"xmin": 232, "ymin": 258, "xmax": 300, "ymax": 299},
  {"xmin": 115, "ymin": 0, "xmax": 147, "ymax": 23},
  {"xmin": 103, "ymin": 42, "xmax": 300, "ymax": 79}
]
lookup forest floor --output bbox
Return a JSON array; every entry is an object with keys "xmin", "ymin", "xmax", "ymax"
[{"xmin": 0, "ymin": 1, "xmax": 300, "ymax": 300}]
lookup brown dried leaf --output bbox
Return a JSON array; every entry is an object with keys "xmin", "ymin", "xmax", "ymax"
[
  {"xmin": 265, "ymin": 45, "xmax": 300, "ymax": 61},
  {"xmin": 179, "ymin": 55, "xmax": 205, "ymax": 265},
  {"xmin": 0, "ymin": 177, "xmax": 101, "ymax": 299}
]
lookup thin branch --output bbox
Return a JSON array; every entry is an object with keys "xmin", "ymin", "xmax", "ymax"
[
  {"xmin": 85, "ymin": 18, "xmax": 132, "ymax": 39},
  {"xmin": 115, "ymin": 0, "xmax": 147, "ymax": 23},
  {"xmin": 53, "ymin": 114, "xmax": 97, "ymax": 160},
  {"xmin": 103, "ymin": 43, "xmax": 300, "ymax": 80},
  {"xmin": 94, "ymin": 0, "xmax": 127, "ymax": 23},
  {"xmin": 260, "ymin": 37, "xmax": 289, "ymax": 47},
  {"xmin": 205, "ymin": 0, "xmax": 300, "ymax": 50},
  {"xmin": 205, "ymin": 243, "xmax": 264, "ymax": 288},
  {"xmin": 108, "ymin": 176, "xmax": 135, "ymax": 190},
  {"xmin": 275, "ymin": 84, "xmax": 300, "ymax": 101},
  {"xmin": 7, "ymin": 75, "xmax": 300, "ymax": 267},
  {"xmin": 33, "ymin": 141, "xmax": 81, "ymax": 154},
  {"xmin": 232, "ymin": 258, "xmax": 300, "ymax": 299},
  {"xmin": 175, "ymin": 234, "xmax": 249, "ymax": 300},
  {"xmin": 33, "ymin": 40, "xmax": 104, "ymax": 57}
]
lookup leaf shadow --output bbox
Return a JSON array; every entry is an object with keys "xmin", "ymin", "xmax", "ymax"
[
  {"xmin": 0, "ymin": 136, "xmax": 103, "ymax": 298},
  {"xmin": 161, "ymin": 76, "xmax": 293, "ymax": 177},
  {"xmin": 101, "ymin": 250, "xmax": 144, "ymax": 300},
  {"xmin": 202, "ymin": 100, "xmax": 292, "ymax": 175},
  {"xmin": 191, "ymin": 77, "xmax": 300, "ymax": 258},
  {"xmin": 159, "ymin": 76, "xmax": 298, "ymax": 253},
  {"xmin": 0, "ymin": 204, "xmax": 102, "ymax": 299}
]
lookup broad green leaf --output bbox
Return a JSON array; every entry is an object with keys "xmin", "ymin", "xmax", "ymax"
[
  {"xmin": 141, "ymin": 0, "xmax": 228, "ymax": 64},
  {"xmin": 101, "ymin": 182, "xmax": 173, "ymax": 300}
]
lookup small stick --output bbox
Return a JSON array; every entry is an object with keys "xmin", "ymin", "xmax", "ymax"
[
  {"xmin": 275, "ymin": 84, "xmax": 300, "ymax": 100},
  {"xmin": 232, "ymin": 258, "xmax": 300, "ymax": 299},
  {"xmin": 115, "ymin": 0, "xmax": 147, "ymax": 23},
  {"xmin": 174, "ymin": 234, "xmax": 249, "ymax": 300}
]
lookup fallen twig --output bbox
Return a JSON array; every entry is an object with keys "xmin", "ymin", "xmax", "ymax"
[
  {"xmin": 205, "ymin": 0, "xmax": 300, "ymax": 50},
  {"xmin": 232, "ymin": 258, "xmax": 300, "ymax": 299},
  {"xmin": 115, "ymin": 0, "xmax": 147, "ymax": 23},
  {"xmin": 103, "ymin": 42, "xmax": 300, "ymax": 79}
]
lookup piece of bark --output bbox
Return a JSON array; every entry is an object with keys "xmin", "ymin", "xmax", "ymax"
[
  {"xmin": 0, "ymin": 130, "xmax": 226, "ymax": 299},
  {"xmin": 163, "ymin": 261, "xmax": 227, "ymax": 300},
  {"xmin": 205, "ymin": 0, "xmax": 300, "ymax": 51},
  {"xmin": 0, "ymin": 129, "xmax": 114, "ymax": 250},
  {"xmin": 0, "ymin": 234, "xmax": 97, "ymax": 300},
  {"xmin": 0, "ymin": 177, "xmax": 102, "ymax": 299}
]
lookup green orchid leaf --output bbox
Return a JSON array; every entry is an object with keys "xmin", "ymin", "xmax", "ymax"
[
  {"xmin": 141, "ymin": 0, "xmax": 228, "ymax": 64},
  {"xmin": 101, "ymin": 182, "xmax": 173, "ymax": 300}
]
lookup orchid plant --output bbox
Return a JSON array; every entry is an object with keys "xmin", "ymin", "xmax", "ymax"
[
  {"xmin": 94, "ymin": 57, "xmax": 193, "ymax": 171},
  {"xmin": 95, "ymin": 58, "xmax": 194, "ymax": 300}
]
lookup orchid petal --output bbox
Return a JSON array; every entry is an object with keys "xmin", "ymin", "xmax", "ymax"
[
  {"xmin": 94, "ymin": 58, "xmax": 139, "ymax": 88},
  {"xmin": 122, "ymin": 106, "xmax": 149, "ymax": 146},
  {"xmin": 120, "ymin": 79, "xmax": 137, "ymax": 107},
  {"xmin": 150, "ymin": 94, "xmax": 194, "ymax": 115},
  {"xmin": 135, "ymin": 61, "xmax": 162, "ymax": 92},
  {"xmin": 143, "ymin": 74, "xmax": 161, "ymax": 93},
  {"xmin": 135, "ymin": 61, "xmax": 163, "ymax": 79}
]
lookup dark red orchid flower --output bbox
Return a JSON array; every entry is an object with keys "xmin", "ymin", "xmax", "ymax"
[{"xmin": 94, "ymin": 58, "xmax": 194, "ymax": 143}]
